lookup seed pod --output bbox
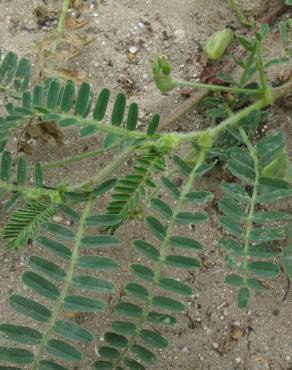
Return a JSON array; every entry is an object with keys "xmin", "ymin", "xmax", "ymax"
[
  {"xmin": 205, "ymin": 28, "xmax": 233, "ymax": 61},
  {"xmin": 152, "ymin": 56, "xmax": 176, "ymax": 93}
]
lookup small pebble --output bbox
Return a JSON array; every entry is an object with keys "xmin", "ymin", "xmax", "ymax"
[
  {"xmin": 174, "ymin": 29, "xmax": 186, "ymax": 41},
  {"xmin": 181, "ymin": 346, "xmax": 189, "ymax": 353},
  {"xmin": 212, "ymin": 342, "xmax": 219, "ymax": 349},
  {"xmin": 53, "ymin": 216, "xmax": 63, "ymax": 223},
  {"xmin": 128, "ymin": 46, "xmax": 138, "ymax": 54}
]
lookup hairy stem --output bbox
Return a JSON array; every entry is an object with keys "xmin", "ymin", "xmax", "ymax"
[
  {"xmin": 41, "ymin": 147, "xmax": 106, "ymax": 170},
  {"xmin": 255, "ymin": 37, "xmax": 273, "ymax": 104},
  {"xmin": 238, "ymin": 127, "xmax": 260, "ymax": 285},
  {"xmin": 227, "ymin": 0, "xmax": 252, "ymax": 27},
  {"xmin": 175, "ymin": 79, "xmax": 261, "ymax": 95},
  {"xmin": 31, "ymin": 196, "xmax": 94, "ymax": 370},
  {"xmin": 71, "ymin": 144, "xmax": 137, "ymax": 191},
  {"xmin": 113, "ymin": 150, "xmax": 207, "ymax": 368},
  {"xmin": 49, "ymin": 0, "xmax": 70, "ymax": 70},
  {"xmin": 176, "ymin": 97, "xmax": 267, "ymax": 142}
]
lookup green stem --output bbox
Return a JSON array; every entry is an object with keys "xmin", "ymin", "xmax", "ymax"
[
  {"xmin": 113, "ymin": 150, "xmax": 207, "ymax": 368},
  {"xmin": 227, "ymin": 0, "xmax": 252, "ymax": 27},
  {"xmin": 255, "ymin": 38, "xmax": 273, "ymax": 104},
  {"xmin": 175, "ymin": 79, "xmax": 261, "ymax": 95},
  {"xmin": 41, "ymin": 147, "xmax": 106, "ymax": 170},
  {"xmin": 176, "ymin": 97, "xmax": 267, "ymax": 143},
  {"xmin": 49, "ymin": 0, "xmax": 70, "ymax": 70},
  {"xmin": 0, "ymin": 181, "xmax": 56, "ymax": 197},
  {"xmin": 71, "ymin": 144, "xmax": 137, "ymax": 191},
  {"xmin": 238, "ymin": 127, "xmax": 259, "ymax": 284},
  {"xmin": 31, "ymin": 196, "xmax": 94, "ymax": 370}
]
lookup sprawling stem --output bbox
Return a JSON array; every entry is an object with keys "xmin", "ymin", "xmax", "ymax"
[
  {"xmin": 227, "ymin": 0, "xmax": 252, "ymax": 27},
  {"xmin": 42, "ymin": 147, "xmax": 106, "ymax": 170},
  {"xmin": 71, "ymin": 144, "xmax": 137, "ymax": 191},
  {"xmin": 48, "ymin": 0, "xmax": 70, "ymax": 70},
  {"xmin": 0, "ymin": 180, "xmax": 57, "ymax": 197},
  {"xmin": 255, "ymin": 37, "xmax": 273, "ymax": 104},
  {"xmin": 238, "ymin": 127, "xmax": 260, "ymax": 284},
  {"xmin": 113, "ymin": 150, "xmax": 207, "ymax": 368},
  {"xmin": 31, "ymin": 196, "xmax": 94, "ymax": 370},
  {"xmin": 176, "ymin": 97, "xmax": 267, "ymax": 143},
  {"xmin": 175, "ymin": 80, "xmax": 261, "ymax": 95}
]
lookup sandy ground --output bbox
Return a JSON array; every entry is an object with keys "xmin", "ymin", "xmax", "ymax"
[{"xmin": 0, "ymin": 0, "xmax": 292, "ymax": 369}]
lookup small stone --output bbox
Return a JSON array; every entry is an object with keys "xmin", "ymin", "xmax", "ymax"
[
  {"xmin": 128, "ymin": 46, "xmax": 138, "ymax": 54},
  {"xmin": 138, "ymin": 22, "xmax": 145, "ymax": 29},
  {"xmin": 285, "ymin": 356, "xmax": 291, "ymax": 361},
  {"xmin": 212, "ymin": 342, "xmax": 219, "ymax": 349},
  {"xmin": 181, "ymin": 346, "xmax": 189, "ymax": 353},
  {"xmin": 53, "ymin": 216, "xmax": 63, "ymax": 223},
  {"xmin": 235, "ymin": 357, "xmax": 242, "ymax": 364},
  {"xmin": 174, "ymin": 29, "xmax": 186, "ymax": 41}
]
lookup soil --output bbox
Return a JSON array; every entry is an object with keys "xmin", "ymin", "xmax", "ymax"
[{"xmin": 0, "ymin": 1, "xmax": 292, "ymax": 370}]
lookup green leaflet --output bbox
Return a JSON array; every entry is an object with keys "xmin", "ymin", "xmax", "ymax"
[
  {"xmin": 37, "ymin": 236, "xmax": 72, "ymax": 260},
  {"xmin": 72, "ymin": 275, "xmax": 114, "ymax": 293},
  {"xmin": 53, "ymin": 320, "xmax": 94, "ymax": 343},
  {"xmin": 105, "ymin": 332, "xmax": 128, "ymax": 348},
  {"xmin": 126, "ymin": 282, "xmax": 149, "ymax": 300},
  {"xmin": 78, "ymin": 255, "xmax": 118, "ymax": 271},
  {"xmin": 139, "ymin": 329, "xmax": 168, "ymax": 349},
  {"xmin": 39, "ymin": 360, "xmax": 67, "ymax": 370},
  {"xmin": 64, "ymin": 295, "xmax": 106, "ymax": 313},
  {"xmin": 237, "ymin": 287, "xmax": 250, "ymax": 309},
  {"xmin": 1, "ymin": 151, "xmax": 12, "ymax": 182},
  {"xmin": 29, "ymin": 255, "xmax": 66, "ymax": 282},
  {"xmin": 131, "ymin": 344, "xmax": 157, "ymax": 365},
  {"xmin": 45, "ymin": 339, "xmax": 82, "ymax": 362},
  {"xmin": 16, "ymin": 157, "xmax": 27, "ymax": 185},
  {"xmin": 0, "ymin": 347, "xmax": 34, "ymax": 364},
  {"xmin": 134, "ymin": 240, "xmax": 160, "ymax": 261},
  {"xmin": 81, "ymin": 235, "xmax": 120, "ymax": 248},
  {"xmin": 115, "ymin": 302, "xmax": 143, "ymax": 318},
  {"xmin": 111, "ymin": 321, "xmax": 136, "ymax": 336},
  {"xmin": 0, "ymin": 324, "xmax": 42, "ymax": 345},
  {"xmin": 93, "ymin": 88, "xmax": 110, "ymax": 121},
  {"xmin": 127, "ymin": 102, "xmax": 139, "ymax": 131},
  {"xmin": 146, "ymin": 216, "xmax": 166, "ymax": 240},
  {"xmin": 248, "ymin": 261, "xmax": 280, "ymax": 279},
  {"xmin": 9, "ymin": 295, "xmax": 51, "ymax": 323},
  {"xmin": 22, "ymin": 271, "xmax": 60, "ymax": 300},
  {"xmin": 159, "ymin": 277, "xmax": 192, "ymax": 296}
]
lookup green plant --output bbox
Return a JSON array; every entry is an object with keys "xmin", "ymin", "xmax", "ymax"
[{"xmin": 0, "ymin": 1, "xmax": 292, "ymax": 370}]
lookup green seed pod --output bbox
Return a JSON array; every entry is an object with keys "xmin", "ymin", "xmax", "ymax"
[
  {"xmin": 205, "ymin": 28, "xmax": 233, "ymax": 61},
  {"xmin": 152, "ymin": 56, "xmax": 176, "ymax": 93}
]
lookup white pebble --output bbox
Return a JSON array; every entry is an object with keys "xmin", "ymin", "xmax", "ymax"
[
  {"xmin": 174, "ymin": 29, "xmax": 186, "ymax": 41},
  {"xmin": 128, "ymin": 46, "xmax": 138, "ymax": 54}
]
